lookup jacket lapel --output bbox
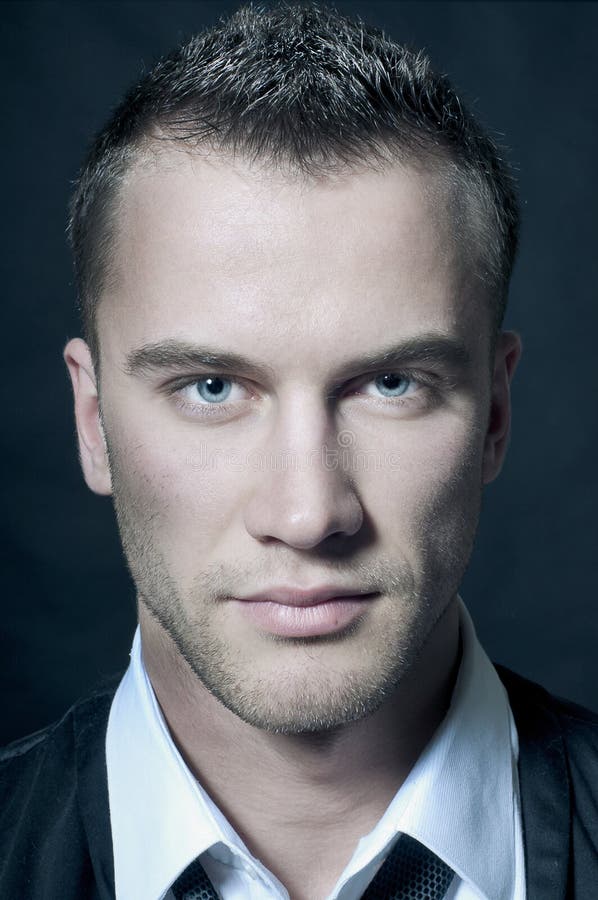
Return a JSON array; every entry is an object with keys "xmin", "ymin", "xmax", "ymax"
[
  {"xmin": 496, "ymin": 666, "xmax": 570, "ymax": 900},
  {"xmin": 73, "ymin": 684, "xmax": 119, "ymax": 899}
]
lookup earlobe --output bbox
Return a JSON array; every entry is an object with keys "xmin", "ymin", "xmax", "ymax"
[
  {"xmin": 482, "ymin": 330, "xmax": 523, "ymax": 485},
  {"xmin": 63, "ymin": 337, "xmax": 113, "ymax": 496}
]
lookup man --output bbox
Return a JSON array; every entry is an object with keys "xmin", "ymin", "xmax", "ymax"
[{"xmin": 1, "ymin": 3, "xmax": 597, "ymax": 898}]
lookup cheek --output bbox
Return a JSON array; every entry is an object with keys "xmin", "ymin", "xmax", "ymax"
[
  {"xmin": 359, "ymin": 413, "xmax": 484, "ymax": 549},
  {"xmin": 108, "ymin": 423, "xmax": 250, "ymax": 568}
]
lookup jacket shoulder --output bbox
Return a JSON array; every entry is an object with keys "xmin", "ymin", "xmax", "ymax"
[
  {"xmin": 0, "ymin": 679, "xmax": 120, "ymax": 899},
  {"xmin": 495, "ymin": 662, "xmax": 598, "ymax": 739},
  {"xmin": 0, "ymin": 679, "xmax": 118, "ymax": 778}
]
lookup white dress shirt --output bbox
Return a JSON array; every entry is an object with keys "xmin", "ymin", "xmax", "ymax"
[{"xmin": 106, "ymin": 598, "xmax": 526, "ymax": 900}]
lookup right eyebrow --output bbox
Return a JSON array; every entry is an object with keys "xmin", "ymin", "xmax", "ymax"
[{"xmin": 123, "ymin": 340, "xmax": 277, "ymax": 382}]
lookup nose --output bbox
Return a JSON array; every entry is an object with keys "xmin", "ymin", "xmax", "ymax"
[{"xmin": 243, "ymin": 407, "xmax": 364, "ymax": 550}]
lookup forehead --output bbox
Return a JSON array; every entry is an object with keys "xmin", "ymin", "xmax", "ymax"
[{"xmin": 98, "ymin": 147, "xmax": 488, "ymax": 372}]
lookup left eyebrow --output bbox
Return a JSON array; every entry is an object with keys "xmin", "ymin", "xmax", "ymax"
[{"xmin": 331, "ymin": 335, "xmax": 473, "ymax": 383}]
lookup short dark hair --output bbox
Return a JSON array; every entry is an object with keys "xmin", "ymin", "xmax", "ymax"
[{"xmin": 68, "ymin": 1, "xmax": 520, "ymax": 369}]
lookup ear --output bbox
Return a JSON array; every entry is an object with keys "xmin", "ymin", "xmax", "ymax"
[
  {"xmin": 63, "ymin": 338, "xmax": 112, "ymax": 496},
  {"xmin": 482, "ymin": 330, "xmax": 523, "ymax": 485}
]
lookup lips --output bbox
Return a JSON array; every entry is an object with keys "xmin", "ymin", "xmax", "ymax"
[
  {"xmin": 236, "ymin": 585, "xmax": 377, "ymax": 607},
  {"xmin": 231, "ymin": 588, "xmax": 378, "ymax": 638}
]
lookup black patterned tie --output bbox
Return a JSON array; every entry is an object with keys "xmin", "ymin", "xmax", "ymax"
[{"xmin": 170, "ymin": 833, "xmax": 455, "ymax": 899}]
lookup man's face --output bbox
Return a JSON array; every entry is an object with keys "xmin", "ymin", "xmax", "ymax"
[{"xmin": 67, "ymin": 149, "xmax": 517, "ymax": 734}]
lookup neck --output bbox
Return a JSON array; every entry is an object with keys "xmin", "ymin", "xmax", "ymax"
[{"xmin": 139, "ymin": 600, "xmax": 460, "ymax": 874}]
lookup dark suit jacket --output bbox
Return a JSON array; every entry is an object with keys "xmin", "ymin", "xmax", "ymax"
[{"xmin": 1, "ymin": 666, "xmax": 597, "ymax": 899}]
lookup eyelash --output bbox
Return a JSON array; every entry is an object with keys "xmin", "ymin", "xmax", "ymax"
[
  {"xmin": 167, "ymin": 375, "xmax": 255, "ymax": 417},
  {"xmin": 166, "ymin": 370, "xmax": 441, "ymax": 418},
  {"xmin": 346, "ymin": 370, "xmax": 438, "ymax": 403}
]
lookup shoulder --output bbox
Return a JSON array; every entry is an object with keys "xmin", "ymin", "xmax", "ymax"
[
  {"xmin": 0, "ymin": 678, "xmax": 120, "ymax": 898},
  {"xmin": 496, "ymin": 664, "xmax": 598, "ymax": 817},
  {"xmin": 495, "ymin": 663, "xmax": 598, "ymax": 744},
  {"xmin": 0, "ymin": 677, "xmax": 118, "ymax": 783}
]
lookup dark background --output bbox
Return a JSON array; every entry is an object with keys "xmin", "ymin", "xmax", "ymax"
[{"xmin": 1, "ymin": 1, "xmax": 597, "ymax": 746}]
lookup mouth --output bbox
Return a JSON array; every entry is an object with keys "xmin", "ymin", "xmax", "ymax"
[{"xmin": 231, "ymin": 585, "xmax": 379, "ymax": 638}]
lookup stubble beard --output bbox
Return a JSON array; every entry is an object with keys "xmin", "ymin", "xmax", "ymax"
[
  {"xmin": 111, "ymin": 513, "xmax": 481, "ymax": 736},
  {"xmin": 106, "ymin": 437, "xmax": 483, "ymax": 736},
  {"xmin": 140, "ymin": 567, "xmax": 441, "ymax": 735}
]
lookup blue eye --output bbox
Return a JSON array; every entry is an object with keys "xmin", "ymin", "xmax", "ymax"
[
  {"xmin": 374, "ymin": 373, "xmax": 411, "ymax": 397},
  {"xmin": 195, "ymin": 376, "xmax": 232, "ymax": 403}
]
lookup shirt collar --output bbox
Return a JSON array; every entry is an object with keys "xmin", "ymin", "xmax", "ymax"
[
  {"xmin": 338, "ymin": 600, "xmax": 519, "ymax": 900},
  {"xmin": 106, "ymin": 627, "xmax": 249, "ymax": 900},
  {"xmin": 106, "ymin": 598, "xmax": 519, "ymax": 900}
]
